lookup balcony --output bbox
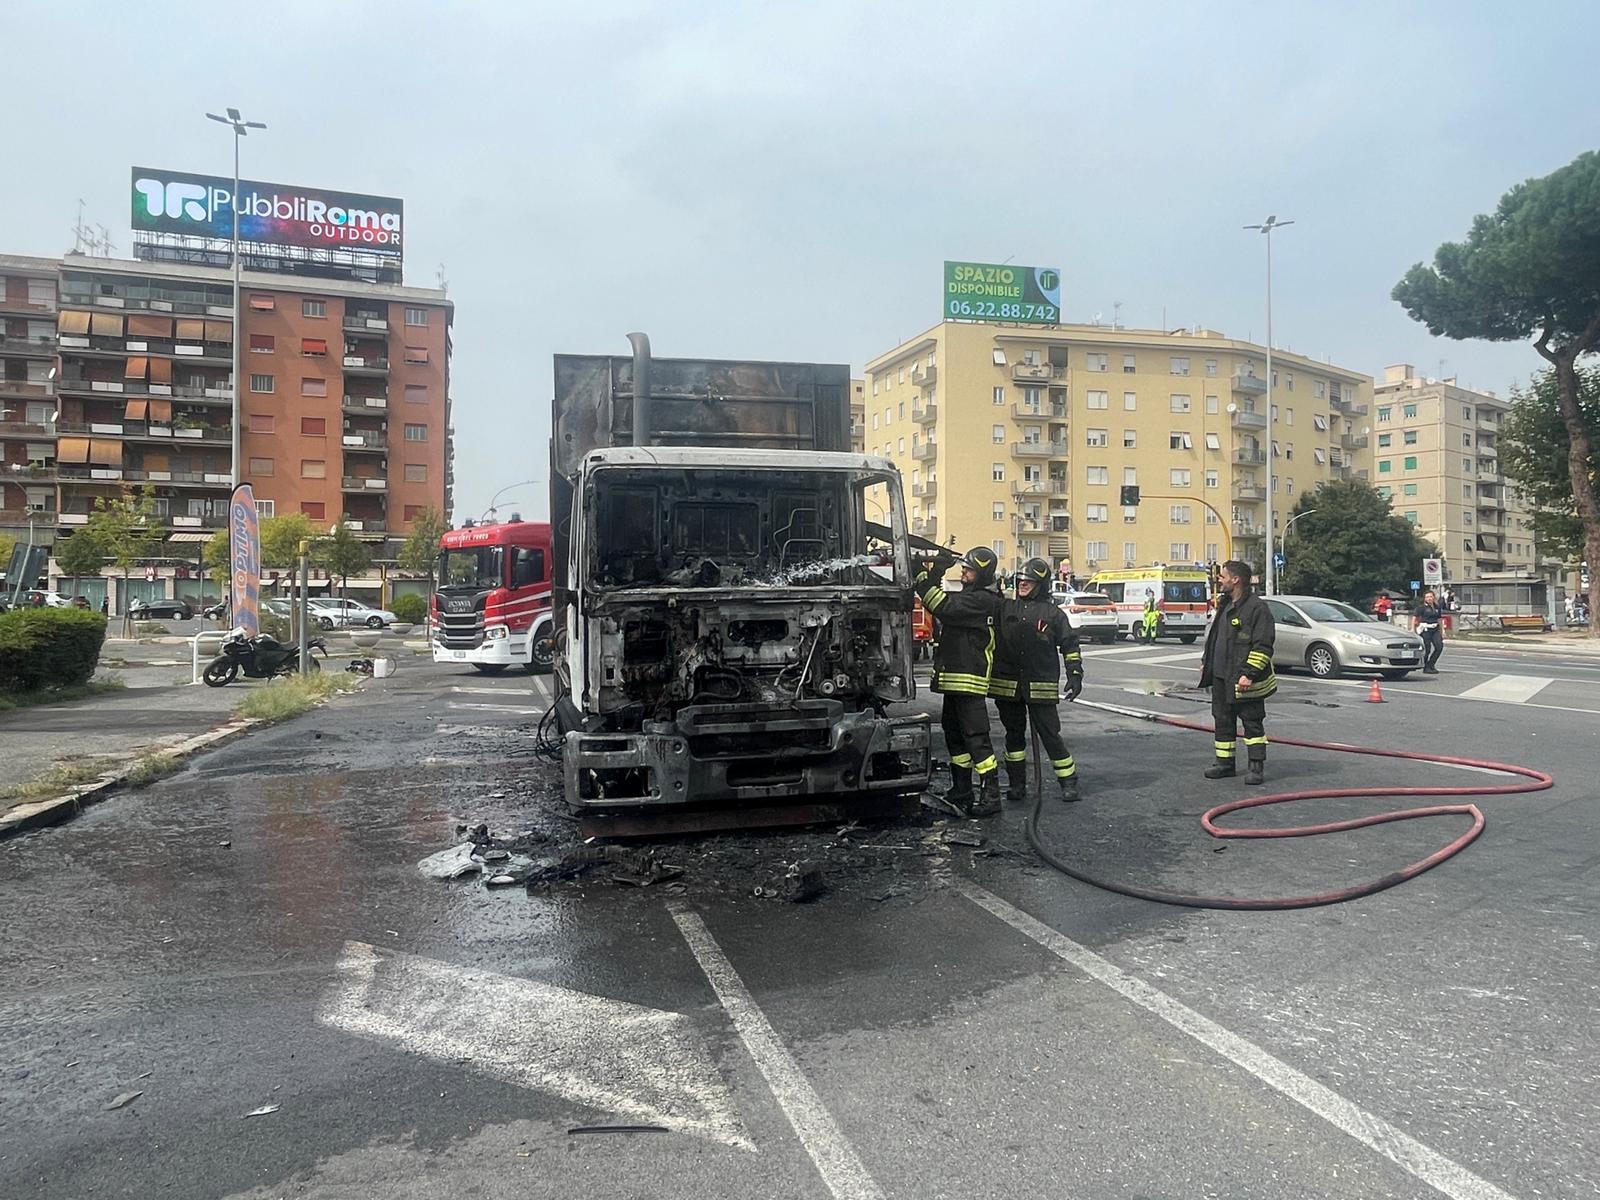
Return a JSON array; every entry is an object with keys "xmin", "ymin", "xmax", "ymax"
[
  {"xmin": 911, "ymin": 517, "xmax": 937, "ymax": 540},
  {"xmin": 1476, "ymin": 412, "xmax": 1501, "ymax": 433},
  {"xmin": 1233, "ymin": 522, "xmax": 1266, "ymax": 540},
  {"xmin": 849, "ymin": 421, "xmax": 865, "ymax": 441},
  {"xmin": 912, "ymin": 481, "xmax": 937, "ymax": 500},
  {"xmin": 343, "ymin": 315, "xmax": 389, "ymax": 335},
  {"xmin": 1012, "ymin": 440, "xmax": 1068, "ymax": 459},
  {"xmin": 912, "ymin": 403, "xmax": 937, "ymax": 424},
  {"xmin": 1012, "ymin": 402, "xmax": 1067, "ymax": 421},
  {"xmin": 912, "ymin": 363, "xmax": 937, "ymax": 388},
  {"xmin": 343, "ymin": 394, "xmax": 388, "ymax": 414},
  {"xmin": 166, "ymin": 512, "xmax": 228, "ymax": 530},
  {"xmin": 1340, "ymin": 432, "xmax": 1369, "ymax": 450},
  {"xmin": 1230, "ymin": 408, "xmax": 1268, "ymax": 430},
  {"xmin": 342, "ymin": 355, "xmax": 389, "ymax": 375},
  {"xmin": 1233, "ymin": 483, "xmax": 1266, "ymax": 501},
  {"xmin": 911, "ymin": 441, "xmax": 938, "ymax": 462},
  {"xmin": 1232, "ymin": 371, "xmax": 1267, "ymax": 395},
  {"xmin": 342, "ymin": 476, "xmax": 388, "ymax": 492},
  {"xmin": 124, "ymin": 421, "xmax": 231, "ymax": 444},
  {"xmin": 1016, "ymin": 516, "xmax": 1046, "ymax": 536},
  {"xmin": 0, "ymin": 295, "xmax": 56, "ymax": 316},
  {"xmin": 1232, "ymin": 447, "xmax": 1267, "ymax": 465},
  {"xmin": 0, "ymin": 419, "xmax": 55, "ymax": 438},
  {"xmin": 341, "ymin": 432, "xmax": 388, "ymax": 453},
  {"xmin": 1014, "ymin": 480, "xmax": 1067, "ymax": 498},
  {"xmin": 0, "ymin": 336, "xmax": 56, "ymax": 358},
  {"xmin": 341, "ymin": 518, "xmax": 388, "ymax": 535},
  {"xmin": 0, "ymin": 379, "xmax": 54, "ymax": 397},
  {"xmin": 120, "ymin": 469, "xmax": 231, "ymax": 489},
  {"xmin": 1011, "ymin": 362, "xmax": 1060, "ymax": 384},
  {"xmin": 1331, "ymin": 394, "xmax": 1369, "ymax": 416}
]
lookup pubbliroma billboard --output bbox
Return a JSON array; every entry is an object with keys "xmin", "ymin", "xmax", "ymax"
[
  {"xmin": 943, "ymin": 261, "xmax": 1061, "ymax": 325},
  {"xmin": 132, "ymin": 167, "xmax": 403, "ymax": 258}
]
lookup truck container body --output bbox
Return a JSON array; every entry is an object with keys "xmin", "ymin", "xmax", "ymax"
[{"xmin": 431, "ymin": 519, "xmax": 555, "ymax": 672}]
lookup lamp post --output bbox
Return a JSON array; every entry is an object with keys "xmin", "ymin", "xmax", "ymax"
[
  {"xmin": 1278, "ymin": 507, "xmax": 1318, "ymax": 579},
  {"xmin": 1244, "ymin": 214, "xmax": 1293, "ymax": 594},
  {"xmin": 206, "ymin": 107, "xmax": 266, "ymax": 489},
  {"xmin": 480, "ymin": 479, "xmax": 543, "ymax": 523}
]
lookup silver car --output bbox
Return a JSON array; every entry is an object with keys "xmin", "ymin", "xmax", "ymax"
[{"xmin": 1263, "ymin": 595, "xmax": 1425, "ymax": 680}]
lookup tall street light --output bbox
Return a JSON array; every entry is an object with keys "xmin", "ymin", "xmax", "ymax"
[
  {"xmin": 1244, "ymin": 214, "xmax": 1292, "ymax": 595},
  {"xmin": 206, "ymin": 107, "xmax": 266, "ymax": 489},
  {"xmin": 1279, "ymin": 507, "xmax": 1318, "ymax": 579}
]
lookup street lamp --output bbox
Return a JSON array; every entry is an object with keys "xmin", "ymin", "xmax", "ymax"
[
  {"xmin": 1244, "ymin": 214, "xmax": 1293, "ymax": 595},
  {"xmin": 481, "ymin": 479, "xmax": 544, "ymax": 523},
  {"xmin": 206, "ymin": 107, "xmax": 266, "ymax": 489},
  {"xmin": 1279, "ymin": 507, "xmax": 1318, "ymax": 578}
]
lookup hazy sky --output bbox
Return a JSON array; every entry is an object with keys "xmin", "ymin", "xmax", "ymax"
[{"xmin": 5, "ymin": 1, "xmax": 1597, "ymax": 522}]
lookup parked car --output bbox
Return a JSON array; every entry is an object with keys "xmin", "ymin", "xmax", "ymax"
[
  {"xmin": 20, "ymin": 589, "xmax": 73, "ymax": 608},
  {"xmin": 1058, "ymin": 591, "xmax": 1119, "ymax": 644},
  {"xmin": 1263, "ymin": 595, "xmax": 1425, "ymax": 680},
  {"xmin": 307, "ymin": 597, "xmax": 398, "ymax": 629},
  {"xmin": 130, "ymin": 597, "xmax": 195, "ymax": 620}
]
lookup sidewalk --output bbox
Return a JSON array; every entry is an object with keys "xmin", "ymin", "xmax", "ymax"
[{"xmin": 1452, "ymin": 630, "xmax": 1600, "ymax": 655}]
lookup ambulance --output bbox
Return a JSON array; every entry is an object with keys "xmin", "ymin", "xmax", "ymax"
[{"xmin": 1085, "ymin": 565, "xmax": 1213, "ymax": 643}]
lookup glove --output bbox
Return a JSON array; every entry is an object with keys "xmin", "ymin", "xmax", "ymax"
[{"xmin": 1062, "ymin": 674, "xmax": 1083, "ymax": 701}]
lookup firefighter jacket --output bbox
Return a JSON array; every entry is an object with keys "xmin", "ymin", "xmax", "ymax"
[
  {"xmin": 990, "ymin": 595, "xmax": 1083, "ymax": 702},
  {"xmin": 1199, "ymin": 587, "xmax": 1278, "ymax": 701},
  {"xmin": 914, "ymin": 566, "xmax": 1003, "ymax": 696}
]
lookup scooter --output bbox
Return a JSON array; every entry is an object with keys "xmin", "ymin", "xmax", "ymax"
[{"xmin": 202, "ymin": 629, "xmax": 328, "ymax": 687}]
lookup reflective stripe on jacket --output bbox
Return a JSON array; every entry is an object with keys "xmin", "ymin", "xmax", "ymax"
[
  {"xmin": 915, "ymin": 568, "xmax": 1003, "ymax": 696},
  {"xmin": 1199, "ymin": 588, "xmax": 1277, "ymax": 701},
  {"xmin": 990, "ymin": 594, "xmax": 1082, "ymax": 701}
]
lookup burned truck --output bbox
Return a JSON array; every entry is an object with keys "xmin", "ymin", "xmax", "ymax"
[{"xmin": 549, "ymin": 335, "xmax": 930, "ymax": 822}]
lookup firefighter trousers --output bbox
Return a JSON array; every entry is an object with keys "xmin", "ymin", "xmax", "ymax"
[
  {"xmin": 995, "ymin": 699, "xmax": 1076, "ymax": 778},
  {"xmin": 1210, "ymin": 681, "xmax": 1267, "ymax": 764},
  {"xmin": 939, "ymin": 694, "xmax": 997, "ymax": 776}
]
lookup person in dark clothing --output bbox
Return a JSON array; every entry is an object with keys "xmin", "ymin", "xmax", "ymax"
[
  {"xmin": 1197, "ymin": 559, "xmax": 1277, "ymax": 785},
  {"xmin": 914, "ymin": 546, "xmax": 1004, "ymax": 816},
  {"xmin": 1412, "ymin": 589, "xmax": 1445, "ymax": 673},
  {"xmin": 990, "ymin": 557, "xmax": 1085, "ymax": 803}
]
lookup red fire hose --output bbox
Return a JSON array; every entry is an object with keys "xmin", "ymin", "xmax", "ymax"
[{"xmin": 1027, "ymin": 699, "xmax": 1554, "ymax": 911}]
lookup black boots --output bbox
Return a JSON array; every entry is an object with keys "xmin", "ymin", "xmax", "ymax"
[
  {"xmin": 1058, "ymin": 774, "xmax": 1081, "ymax": 803},
  {"xmin": 1203, "ymin": 761, "xmax": 1236, "ymax": 779},
  {"xmin": 1245, "ymin": 760, "xmax": 1265, "ymax": 786},
  {"xmin": 946, "ymin": 766, "xmax": 974, "ymax": 809},
  {"xmin": 969, "ymin": 770, "xmax": 1002, "ymax": 817},
  {"xmin": 1004, "ymin": 762, "xmax": 1028, "ymax": 805}
]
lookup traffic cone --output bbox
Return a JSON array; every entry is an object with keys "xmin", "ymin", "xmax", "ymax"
[{"xmin": 1366, "ymin": 677, "xmax": 1385, "ymax": 703}]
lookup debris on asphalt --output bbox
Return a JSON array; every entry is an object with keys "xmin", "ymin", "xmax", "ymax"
[
  {"xmin": 105, "ymin": 1090, "xmax": 143, "ymax": 1111},
  {"xmin": 942, "ymin": 828, "xmax": 986, "ymax": 848},
  {"xmin": 242, "ymin": 1104, "xmax": 280, "ymax": 1118},
  {"xmin": 418, "ymin": 843, "xmax": 482, "ymax": 880},
  {"xmin": 568, "ymin": 1124, "xmax": 668, "ymax": 1136},
  {"xmin": 524, "ymin": 846, "xmax": 684, "ymax": 889},
  {"xmin": 785, "ymin": 861, "xmax": 826, "ymax": 903}
]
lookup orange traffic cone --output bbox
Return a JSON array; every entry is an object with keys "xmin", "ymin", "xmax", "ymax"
[{"xmin": 1366, "ymin": 677, "xmax": 1385, "ymax": 703}]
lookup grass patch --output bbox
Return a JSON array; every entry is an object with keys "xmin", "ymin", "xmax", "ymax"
[
  {"xmin": 232, "ymin": 672, "xmax": 359, "ymax": 723},
  {"xmin": 124, "ymin": 751, "xmax": 184, "ymax": 788},
  {"xmin": 0, "ymin": 759, "xmax": 110, "ymax": 805},
  {"xmin": 0, "ymin": 677, "xmax": 125, "ymax": 715}
]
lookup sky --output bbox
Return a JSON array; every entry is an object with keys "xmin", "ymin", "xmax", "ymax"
[{"xmin": 4, "ymin": 0, "xmax": 1598, "ymax": 523}]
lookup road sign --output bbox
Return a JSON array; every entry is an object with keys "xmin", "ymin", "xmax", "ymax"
[
  {"xmin": 1273, "ymin": 553, "xmax": 1286, "ymax": 570},
  {"xmin": 1423, "ymin": 557, "xmax": 1443, "ymax": 584},
  {"xmin": 1410, "ymin": 580, "xmax": 1422, "ymax": 592},
  {"xmin": 145, "ymin": 565, "xmax": 157, "ymax": 582}
]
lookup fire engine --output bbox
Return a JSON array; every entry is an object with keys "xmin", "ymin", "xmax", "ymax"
[{"xmin": 431, "ymin": 518, "xmax": 554, "ymax": 673}]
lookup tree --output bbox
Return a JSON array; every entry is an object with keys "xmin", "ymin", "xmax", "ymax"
[
  {"xmin": 1392, "ymin": 149, "xmax": 1600, "ymax": 633},
  {"xmin": 397, "ymin": 505, "xmax": 449, "ymax": 590},
  {"xmin": 54, "ymin": 530, "xmax": 106, "ymax": 602},
  {"xmin": 258, "ymin": 513, "xmax": 322, "ymax": 570},
  {"xmin": 201, "ymin": 529, "xmax": 229, "ymax": 579},
  {"xmin": 1278, "ymin": 479, "xmax": 1438, "ymax": 605},
  {"xmin": 1499, "ymin": 366, "xmax": 1599, "ymax": 563},
  {"xmin": 0, "ymin": 532, "xmax": 15, "ymax": 581},
  {"xmin": 323, "ymin": 520, "xmax": 371, "ymax": 598},
  {"xmin": 82, "ymin": 487, "xmax": 166, "ymax": 633}
]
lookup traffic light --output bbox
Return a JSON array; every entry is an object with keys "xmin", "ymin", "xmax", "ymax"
[{"xmin": 1120, "ymin": 485, "xmax": 1140, "ymax": 507}]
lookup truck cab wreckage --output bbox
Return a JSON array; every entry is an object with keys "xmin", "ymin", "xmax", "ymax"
[{"xmin": 550, "ymin": 335, "xmax": 931, "ymax": 830}]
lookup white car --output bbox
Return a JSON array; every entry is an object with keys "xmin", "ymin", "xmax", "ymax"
[
  {"xmin": 1058, "ymin": 591, "xmax": 1120, "ymax": 644},
  {"xmin": 307, "ymin": 597, "xmax": 398, "ymax": 629}
]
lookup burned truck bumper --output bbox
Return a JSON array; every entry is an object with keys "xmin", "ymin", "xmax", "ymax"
[{"xmin": 563, "ymin": 699, "xmax": 930, "ymax": 810}]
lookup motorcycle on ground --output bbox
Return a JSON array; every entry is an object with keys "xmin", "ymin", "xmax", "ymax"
[{"xmin": 202, "ymin": 629, "xmax": 328, "ymax": 687}]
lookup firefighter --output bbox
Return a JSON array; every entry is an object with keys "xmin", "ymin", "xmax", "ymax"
[
  {"xmin": 1197, "ymin": 559, "xmax": 1277, "ymax": 785},
  {"xmin": 990, "ymin": 557, "xmax": 1085, "ymax": 803},
  {"xmin": 915, "ymin": 546, "xmax": 1004, "ymax": 816}
]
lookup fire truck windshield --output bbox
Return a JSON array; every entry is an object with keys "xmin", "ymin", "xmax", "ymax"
[{"xmin": 437, "ymin": 547, "xmax": 504, "ymax": 591}]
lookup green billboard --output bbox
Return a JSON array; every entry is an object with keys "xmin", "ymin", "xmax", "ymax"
[{"xmin": 944, "ymin": 261, "xmax": 1061, "ymax": 324}]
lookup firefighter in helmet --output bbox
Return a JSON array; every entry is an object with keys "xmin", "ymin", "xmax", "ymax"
[
  {"xmin": 914, "ymin": 545, "xmax": 1005, "ymax": 816},
  {"xmin": 990, "ymin": 557, "xmax": 1085, "ymax": 803}
]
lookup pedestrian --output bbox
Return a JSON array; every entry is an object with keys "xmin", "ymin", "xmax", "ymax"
[
  {"xmin": 1413, "ymin": 588, "xmax": 1446, "ymax": 674},
  {"xmin": 915, "ymin": 546, "xmax": 1005, "ymax": 816},
  {"xmin": 1198, "ymin": 559, "xmax": 1277, "ymax": 785},
  {"xmin": 1374, "ymin": 593, "xmax": 1393, "ymax": 623},
  {"xmin": 989, "ymin": 557, "xmax": 1086, "ymax": 804},
  {"xmin": 100, "ymin": 595, "xmax": 109, "ymax": 615}
]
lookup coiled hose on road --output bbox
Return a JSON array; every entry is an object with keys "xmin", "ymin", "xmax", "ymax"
[{"xmin": 1026, "ymin": 697, "xmax": 1554, "ymax": 911}]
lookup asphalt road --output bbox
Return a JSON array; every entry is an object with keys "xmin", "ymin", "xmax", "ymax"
[{"xmin": 1, "ymin": 641, "xmax": 1596, "ymax": 1199}]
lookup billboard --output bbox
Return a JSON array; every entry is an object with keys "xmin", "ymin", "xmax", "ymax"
[
  {"xmin": 944, "ymin": 261, "xmax": 1061, "ymax": 325},
  {"xmin": 229, "ymin": 485, "xmax": 262, "ymax": 639},
  {"xmin": 132, "ymin": 167, "xmax": 403, "ymax": 258}
]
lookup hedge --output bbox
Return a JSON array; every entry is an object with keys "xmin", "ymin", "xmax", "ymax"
[
  {"xmin": 0, "ymin": 608, "xmax": 109, "ymax": 693},
  {"xmin": 391, "ymin": 593, "xmax": 428, "ymax": 624}
]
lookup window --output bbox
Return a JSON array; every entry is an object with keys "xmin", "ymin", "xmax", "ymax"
[
  {"xmin": 1086, "ymin": 353, "xmax": 1108, "ymax": 372},
  {"xmin": 1403, "ymin": 403, "xmax": 1418, "ymax": 418},
  {"xmin": 1378, "ymin": 485, "xmax": 1393, "ymax": 499},
  {"xmin": 1170, "ymin": 543, "xmax": 1192, "ymax": 560},
  {"xmin": 1204, "ymin": 432, "xmax": 1221, "ymax": 451},
  {"xmin": 1123, "ymin": 429, "xmax": 1137, "ymax": 448},
  {"xmin": 403, "ymin": 346, "xmax": 429, "ymax": 364},
  {"xmin": 1463, "ymin": 458, "xmax": 1474, "ymax": 473},
  {"xmin": 872, "ymin": 378, "xmax": 879, "ymax": 395},
  {"xmin": 1123, "ymin": 467, "xmax": 1138, "ymax": 485},
  {"xmin": 1021, "ymin": 387, "xmax": 1041, "ymax": 409},
  {"xmin": 1462, "ymin": 432, "xmax": 1473, "ymax": 447},
  {"xmin": 302, "ymin": 299, "xmax": 326, "ymax": 318},
  {"xmin": 249, "ymin": 374, "xmax": 274, "ymax": 393},
  {"xmin": 404, "ymin": 463, "xmax": 428, "ymax": 483},
  {"xmin": 405, "ymin": 307, "xmax": 428, "ymax": 326},
  {"xmin": 1086, "ymin": 541, "xmax": 1109, "ymax": 561},
  {"xmin": 301, "ymin": 417, "xmax": 326, "ymax": 435},
  {"xmin": 1377, "ymin": 406, "xmax": 1392, "ymax": 423},
  {"xmin": 993, "ymin": 386, "xmax": 1006, "ymax": 405},
  {"xmin": 1204, "ymin": 359, "xmax": 1218, "ymax": 376},
  {"xmin": 1403, "ymin": 456, "xmax": 1418, "ymax": 470},
  {"xmin": 1284, "ymin": 407, "xmax": 1293, "ymax": 425},
  {"xmin": 1086, "ymin": 466, "xmax": 1110, "ymax": 485},
  {"xmin": 1404, "ymin": 430, "xmax": 1418, "ymax": 445},
  {"xmin": 249, "ymin": 334, "xmax": 274, "ymax": 353},
  {"xmin": 897, "ymin": 437, "xmax": 905, "ymax": 454},
  {"xmin": 247, "ymin": 414, "xmax": 274, "ymax": 433},
  {"xmin": 1086, "ymin": 505, "xmax": 1109, "ymax": 522},
  {"xmin": 301, "ymin": 377, "xmax": 328, "ymax": 397},
  {"xmin": 1404, "ymin": 511, "xmax": 1419, "ymax": 524},
  {"xmin": 1285, "ymin": 373, "xmax": 1294, "ymax": 391},
  {"xmin": 1403, "ymin": 483, "xmax": 1418, "ymax": 496},
  {"xmin": 249, "ymin": 499, "xmax": 274, "ymax": 518},
  {"xmin": 1123, "ymin": 391, "xmax": 1137, "ymax": 411},
  {"xmin": 1463, "ymin": 405, "xmax": 1473, "ymax": 421},
  {"xmin": 1169, "ymin": 357, "xmax": 1190, "ymax": 376},
  {"xmin": 1205, "ymin": 394, "xmax": 1219, "ymax": 414},
  {"xmin": 1169, "ymin": 394, "xmax": 1192, "ymax": 413},
  {"xmin": 992, "ymin": 349, "xmax": 1007, "ymax": 366},
  {"xmin": 1315, "ymin": 381, "xmax": 1326, "ymax": 398},
  {"xmin": 1124, "ymin": 541, "xmax": 1139, "ymax": 561},
  {"xmin": 301, "ymin": 337, "xmax": 328, "ymax": 358},
  {"xmin": 1313, "ymin": 447, "xmax": 1326, "ymax": 464},
  {"xmin": 1085, "ymin": 428, "xmax": 1108, "ymax": 447},
  {"xmin": 1313, "ymin": 414, "xmax": 1327, "ymax": 431},
  {"xmin": 1169, "ymin": 505, "xmax": 1192, "ymax": 524},
  {"xmin": 301, "ymin": 459, "xmax": 326, "ymax": 478},
  {"xmin": 1464, "ymin": 539, "xmax": 1474, "ymax": 553},
  {"xmin": 247, "ymin": 457, "xmax": 274, "ymax": 475},
  {"xmin": 301, "ymin": 501, "xmax": 325, "ymax": 520},
  {"xmin": 992, "ymin": 424, "xmax": 1005, "ymax": 443},
  {"xmin": 1378, "ymin": 432, "xmax": 1392, "ymax": 447},
  {"xmin": 1086, "ymin": 390, "xmax": 1109, "ymax": 409},
  {"xmin": 404, "ymin": 505, "xmax": 425, "ymax": 522},
  {"xmin": 992, "ymin": 463, "xmax": 1005, "ymax": 482},
  {"xmin": 1205, "ymin": 469, "xmax": 1219, "ymax": 488},
  {"xmin": 898, "ymin": 403, "xmax": 906, "ymax": 420},
  {"xmin": 883, "ymin": 408, "xmax": 890, "ymax": 425},
  {"xmin": 872, "ymin": 414, "xmax": 879, "ymax": 430},
  {"xmin": 248, "ymin": 295, "xmax": 275, "ymax": 311},
  {"xmin": 897, "ymin": 367, "xmax": 905, "ymax": 384},
  {"xmin": 1206, "ymin": 509, "xmax": 1219, "ymax": 524},
  {"xmin": 1170, "ymin": 469, "xmax": 1191, "ymax": 487},
  {"xmin": 992, "ymin": 502, "xmax": 1005, "ymax": 521},
  {"xmin": 1169, "ymin": 432, "xmax": 1192, "ymax": 450},
  {"xmin": 404, "ymin": 424, "xmax": 428, "ymax": 442},
  {"xmin": 1123, "ymin": 506, "xmax": 1138, "ymax": 523},
  {"xmin": 1379, "ymin": 460, "xmax": 1392, "ymax": 474},
  {"xmin": 1122, "ymin": 354, "xmax": 1136, "ymax": 373}
]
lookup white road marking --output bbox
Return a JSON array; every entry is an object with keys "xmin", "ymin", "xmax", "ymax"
[
  {"xmin": 318, "ymin": 941, "xmax": 751, "ymax": 1149},
  {"xmin": 951, "ymin": 880, "xmax": 1519, "ymax": 1200},
  {"xmin": 1314, "ymin": 676, "xmax": 1600, "ymax": 717},
  {"xmin": 1120, "ymin": 651, "xmax": 1204, "ymax": 666},
  {"xmin": 670, "ymin": 906, "xmax": 885, "ymax": 1200},
  {"xmin": 445, "ymin": 701, "xmax": 543, "ymax": 716},
  {"xmin": 1081, "ymin": 644, "xmax": 1176, "ymax": 657},
  {"xmin": 450, "ymin": 686, "xmax": 527, "ymax": 696},
  {"xmin": 530, "ymin": 675, "xmax": 554, "ymax": 705},
  {"xmin": 1456, "ymin": 674, "xmax": 1556, "ymax": 704}
]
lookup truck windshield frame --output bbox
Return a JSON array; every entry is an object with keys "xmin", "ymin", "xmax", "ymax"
[
  {"xmin": 437, "ymin": 546, "xmax": 505, "ymax": 591},
  {"xmin": 583, "ymin": 464, "xmax": 909, "ymax": 594}
]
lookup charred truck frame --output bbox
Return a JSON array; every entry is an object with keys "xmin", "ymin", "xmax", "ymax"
[{"xmin": 550, "ymin": 335, "xmax": 930, "ymax": 823}]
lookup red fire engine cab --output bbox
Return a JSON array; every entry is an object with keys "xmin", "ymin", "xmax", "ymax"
[{"xmin": 431, "ymin": 518, "xmax": 554, "ymax": 673}]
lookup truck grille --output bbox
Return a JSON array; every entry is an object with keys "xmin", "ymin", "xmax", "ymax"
[{"xmin": 437, "ymin": 612, "xmax": 484, "ymax": 649}]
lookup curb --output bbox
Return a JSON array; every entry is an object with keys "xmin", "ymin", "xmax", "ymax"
[{"xmin": 0, "ymin": 718, "xmax": 259, "ymax": 840}]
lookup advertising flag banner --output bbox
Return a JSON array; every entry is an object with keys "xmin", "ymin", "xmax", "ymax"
[{"xmin": 229, "ymin": 485, "xmax": 262, "ymax": 638}]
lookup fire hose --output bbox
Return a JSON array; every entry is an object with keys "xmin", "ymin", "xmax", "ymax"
[{"xmin": 1027, "ymin": 697, "xmax": 1553, "ymax": 911}]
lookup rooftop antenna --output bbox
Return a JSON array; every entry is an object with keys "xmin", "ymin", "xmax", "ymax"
[
  {"xmin": 71, "ymin": 199, "xmax": 91, "ymax": 254},
  {"xmin": 435, "ymin": 262, "xmax": 449, "ymax": 293},
  {"xmin": 96, "ymin": 225, "xmax": 116, "ymax": 258},
  {"xmin": 1113, "ymin": 300, "xmax": 1123, "ymax": 330},
  {"xmin": 1091, "ymin": 310, "xmax": 1102, "ymax": 326}
]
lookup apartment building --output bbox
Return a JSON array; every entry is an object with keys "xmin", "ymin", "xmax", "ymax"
[
  {"xmin": 0, "ymin": 252, "xmax": 452, "ymax": 583},
  {"xmin": 862, "ymin": 321, "xmax": 1373, "ymax": 576},
  {"xmin": 1372, "ymin": 364, "xmax": 1537, "ymax": 581}
]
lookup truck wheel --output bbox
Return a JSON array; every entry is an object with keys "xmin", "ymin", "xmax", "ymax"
[
  {"xmin": 1179, "ymin": 635, "xmax": 1198, "ymax": 644},
  {"xmin": 474, "ymin": 663, "xmax": 507, "ymax": 675},
  {"xmin": 525, "ymin": 631, "xmax": 556, "ymax": 674}
]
